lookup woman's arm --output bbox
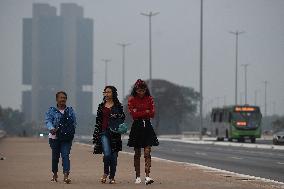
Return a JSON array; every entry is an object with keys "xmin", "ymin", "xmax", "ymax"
[
  {"xmin": 45, "ymin": 107, "xmax": 55, "ymax": 130},
  {"xmin": 128, "ymin": 97, "xmax": 149, "ymax": 119},
  {"xmin": 93, "ymin": 104, "xmax": 103, "ymax": 144},
  {"xmin": 69, "ymin": 107, "xmax": 77, "ymax": 128},
  {"xmin": 146, "ymin": 96, "xmax": 155, "ymax": 118}
]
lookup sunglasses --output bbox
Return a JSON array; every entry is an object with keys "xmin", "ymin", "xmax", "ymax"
[{"xmin": 103, "ymin": 91, "xmax": 112, "ymax": 94}]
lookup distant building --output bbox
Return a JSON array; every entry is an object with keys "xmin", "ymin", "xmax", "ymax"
[{"xmin": 22, "ymin": 3, "xmax": 93, "ymax": 131}]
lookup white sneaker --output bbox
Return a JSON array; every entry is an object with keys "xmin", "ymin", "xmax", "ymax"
[
  {"xmin": 135, "ymin": 177, "xmax": 142, "ymax": 184},
  {"xmin": 145, "ymin": 177, "xmax": 154, "ymax": 185}
]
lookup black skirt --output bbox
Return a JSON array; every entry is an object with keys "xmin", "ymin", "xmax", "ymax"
[{"xmin": 127, "ymin": 119, "xmax": 159, "ymax": 148}]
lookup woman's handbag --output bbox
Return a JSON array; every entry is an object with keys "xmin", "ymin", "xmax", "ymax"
[
  {"xmin": 110, "ymin": 122, "xmax": 128, "ymax": 134},
  {"xmin": 109, "ymin": 116, "xmax": 128, "ymax": 134}
]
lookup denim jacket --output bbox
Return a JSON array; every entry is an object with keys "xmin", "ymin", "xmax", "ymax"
[{"xmin": 45, "ymin": 106, "xmax": 77, "ymax": 131}]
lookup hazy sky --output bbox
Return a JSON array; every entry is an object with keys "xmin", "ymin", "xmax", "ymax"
[{"xmin": 0, "ymin": 0, "xmax": 284, "ymax": 115}]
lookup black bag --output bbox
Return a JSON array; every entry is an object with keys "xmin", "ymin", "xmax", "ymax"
[{"xmin": 56, "ymin": 108, "xmax": 75, "ymax": 141}]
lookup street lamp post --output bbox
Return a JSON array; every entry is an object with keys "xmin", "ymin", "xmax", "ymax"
[
  {"xmin": 272, "ymin": 101, "xmax": 276, "ymax": 115},
  {"xmin": 240, "ymin": 92, "xmax": 244, "ymax": 105},
  {"xmin": 117, "ymin": 43, "xmax": 131, "ymax": 100},
  {"xmin": 141, "ymin": 11, "xmax": 159, "ymax": 94},
  {"xmin": 102, "ymin": 59, "xmax": 111, "ymax": 86},
  {"xmin": 199, "ymin": 0, "xmax": 204, "ymax": 140},
  {"xmin": 254, "ymin": 89, "xmax": 259, "ymax": 105},
  {"xmin": 229, "ymin": 31, "xmax": 245, "ymax": 105},
  {"xmin": 241, "ymin": 64, "xmax": 249, "ymax": 104},
  {"xmin": 263, "ymin": 80, "xmax": 268, "ymax": 117}
]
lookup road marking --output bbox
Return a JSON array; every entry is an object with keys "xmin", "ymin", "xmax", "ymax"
[
  {"xmin": 231, "ymin": 156, "xmax": 243, "ymax": 160},
  {"xmin": 277, "ymin": 162, "xmax": 284, "ymax": 165},
  {"xmin": 195, "ymin": 152, "xmax": 207, "ymax": 156},
  {"xmin": 203, "ymin": 170, "xmax": 220, "ymax": 173}
]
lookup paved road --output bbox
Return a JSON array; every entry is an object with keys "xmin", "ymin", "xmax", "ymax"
[
  {"xmin": 79, "ymin": 137, "xmax": 284, "ymax": 182},
  {"xmin": 121, "ymin": 140, "xmax": 284, "ymax": 182}
]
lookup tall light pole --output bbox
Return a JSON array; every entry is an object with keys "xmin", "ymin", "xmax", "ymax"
[
  {"xmin": 141, "ymin": 11, "xmax": 159, "ymax": 94},
  {"xmin": 102, "ymin": 59, "xmax": 111, "ymax": 86},
  {"xmin": 254, "ymin": 89, "xmax": 259, "ymax": 105},
  {"xmin": 272, "ymin": 101, "xmax": 276, "ymax": 115},
  {"xmin": 223, "ymin": 95, "xmax": 227, "ymax": 106},
  {"xmin": 117, "ymin": 43, "xmax": 131, "ymax": 100},
  {"xmin": 229, "ymin": 30, "xmax": 245, "ymax": 105},
  {"xmin": 199, "ymin": 0, "xmax": 204, "ymax": 140},
  {"xmin": 240, "ymin": 92, "xmax": 244, "ymax": 105},
  {"xmin": 241, "ymin": 64, "xmax": 249, "ymax": 104},
  {"xmin": 263, "ymin": 80, "xmax": 268, "ymax": 117}
]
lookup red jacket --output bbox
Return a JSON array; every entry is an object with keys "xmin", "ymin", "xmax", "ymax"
[{"xmin": 128, "ymin": 96, "xmax": 155, "ymax": 120}]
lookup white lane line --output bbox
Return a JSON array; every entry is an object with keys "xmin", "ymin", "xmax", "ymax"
[
  {"xmin": 76, "ymin": 142, "xmax": 284, "ymax": 186},
  {"xmin": 231, "ymin": 156, "xmax": 243, "ymax": 160},
  {"xmin": 277, "ymin": 162, "xmax": 284, "ymax": 165},
  {"xmin": 195, "ymin": 152, "xmax": 207, "ymax": 156}
]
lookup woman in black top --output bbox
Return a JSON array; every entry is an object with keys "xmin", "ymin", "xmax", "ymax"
[{"xmin": 92, "ymin": 86, "xmax": 125, "ymax": 184}]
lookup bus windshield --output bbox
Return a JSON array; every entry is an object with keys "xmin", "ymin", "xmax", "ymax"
[{"xmin": 232, "ymin": 111, "xmax": 261, "ymax": 121}]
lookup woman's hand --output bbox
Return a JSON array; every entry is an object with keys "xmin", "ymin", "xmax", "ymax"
[
  {"xmin": 110, "ymin": 113, "xmax": 117, "ymax": 118},
  {"xmin": 50, "ymin": 128, "xmax": 58, "ymax": 135}
]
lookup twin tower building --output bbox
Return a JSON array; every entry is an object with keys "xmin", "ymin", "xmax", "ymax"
[{"xmin": 22, "ymin": 3, "xmax": 93, "ymax": 130}]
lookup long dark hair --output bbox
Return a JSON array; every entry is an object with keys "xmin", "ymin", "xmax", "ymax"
[
  {"xmin": 103, "ymin": 86, "xmax": 121, "ymax": 106},
  {"xmin": 130, "ymin": 80, "xmax": 151, "ymax": 97}
]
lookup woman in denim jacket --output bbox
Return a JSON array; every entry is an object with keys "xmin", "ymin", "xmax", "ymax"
[
  {"xmin": 45, "ymin": 91, "xmax": 77, "ymax": 184},
  {"xmin": 93, "ymin": 86, "xmax": 125, "ymax": 184}
]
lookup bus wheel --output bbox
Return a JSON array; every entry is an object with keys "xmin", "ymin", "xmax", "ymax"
[
  {"xmin": 217, "ymin": 137, "xmax": 224, "ymax": 141},
  {"xmin": 237, "ymin": 138, "xmax": 245, "ymax": 142},
  {"xmin": 250, "ymin": 138, "xmax": 256, "ymax": 143},
  {"xmin": 273, "ymin": 139, "xmax": 278, "ymax": 145}
]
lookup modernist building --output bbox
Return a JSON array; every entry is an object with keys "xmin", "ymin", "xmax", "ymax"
[{"xmin": 22, "ymin": 3, "xmax": 93, "ymax": 130}]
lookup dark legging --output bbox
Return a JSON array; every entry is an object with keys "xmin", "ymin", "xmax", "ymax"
[{"xmin": 134, "ymin": 146, "xmax": 151, "ymax": 177}]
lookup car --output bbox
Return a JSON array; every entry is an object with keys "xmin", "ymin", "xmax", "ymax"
[{"xmin": 272, "ymin": 130, "xmax": 284, "ymax": 145}]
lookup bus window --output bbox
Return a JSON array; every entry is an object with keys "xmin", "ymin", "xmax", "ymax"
[
  {"xmin": 213, "ymin": 113, "xmax": 217, "ymax": 122},
  {"xmin": 233, "ymin": 112, "xmax": 259, "ymax": 120},
  {"xmin": 228, "ymin": 112, "xmax": 232, "ymax": 123},
  {"xmin": 223, "ymin": 112, "xmax": 228, "ymax": 122},
  {"xmin": 219, "ymin": 113, "xmax": 223, "ymax": 122}
]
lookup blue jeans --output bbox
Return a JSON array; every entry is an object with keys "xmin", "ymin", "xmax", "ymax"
[
  {"xmin": 101, "ymin": 131, "xmax": 118, "ymax": 179},
  {"xmin": 49, "ymin": 138, "xmax": 72, "ymax": 174}
]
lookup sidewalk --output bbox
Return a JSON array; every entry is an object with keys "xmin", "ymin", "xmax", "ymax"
[{"xmin": 0, "ymin": 137, "xmax": 282, "ymax": 189}]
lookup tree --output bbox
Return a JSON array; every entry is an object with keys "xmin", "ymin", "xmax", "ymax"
[
  {"xmin": 272, "ymin": 117, "xmax": 284, "ymax": 132},
  {"xmin": 0, "ymin": 105, "xmax": 34, "ymax": 136},
  {"xmin": 123, "ymin": 79, "xmax": 200, "ymax": 134}
]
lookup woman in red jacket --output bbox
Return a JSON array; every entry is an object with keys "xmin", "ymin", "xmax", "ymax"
[{"xmin": 127, "ymin": 79, "xmax": 159, "ymax": 185}]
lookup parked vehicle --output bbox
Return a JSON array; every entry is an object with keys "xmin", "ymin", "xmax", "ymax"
[{"xmin": 273, "ymin": 130, "xmax": 284, "ymax": 145}]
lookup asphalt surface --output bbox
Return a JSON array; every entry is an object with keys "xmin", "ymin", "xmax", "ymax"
[
  {"xmin": 122, "ymin": 140, "xmax": 284, "ymax": 182},
  {"xmin": 79, "ymin": 137, "xmax": 284, "ymax": 182}
]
